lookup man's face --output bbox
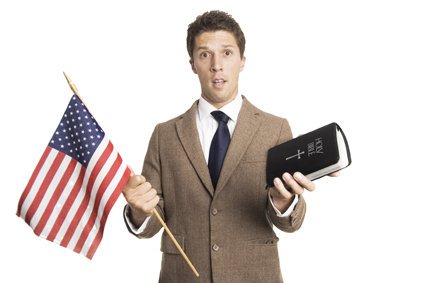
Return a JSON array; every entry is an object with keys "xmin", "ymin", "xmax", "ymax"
[{"xmin": 190, "ymin": 30, "xmax": 246, "ymax": 109}]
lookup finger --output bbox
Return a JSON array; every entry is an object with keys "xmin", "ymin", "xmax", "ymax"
[
  {"xmin": 128, "ymin": 165, "xmax": 135, "ymax": 176},
  {"xmin": 272, "ymin": 177, "xmax": 292, "ymax": 199},
  {"xmin": 127, "ymin": 174, "xmax": 147, "ymax": 189},
  {"xmin": 142, "ymin": 195, "xmax": 160, "ymax": 214},
  {"xmin": 282, "ymin": 172, "xmax": 305, "ymax": 194},
  {"xmin": 141, "ymin": 188, "xmax": 158, "ymax": 203},
  {"xmin": 329, "ymin": 171, "xmax": 340, "ymax": 177},
  {"xmin": 126, "ymin": 187, "xmax": 157, "ymax": 211},
  {"xmin": 134, "ymin": 194, "xmax": 160, "ymax": 215},
  {"xmin": 293, "ymin": 172, "xmax": 315, "ymax": 192},
  {"xmin": 122, "ymin": 175, "xmax": 147, "ymax": 198}
]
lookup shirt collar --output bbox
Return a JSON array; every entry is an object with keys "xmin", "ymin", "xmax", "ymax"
[{"xmin": 198, "ymin": 95, "xmax": 243, "ymax": 123}]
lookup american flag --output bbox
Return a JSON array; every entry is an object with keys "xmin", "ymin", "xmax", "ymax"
[{"xmin": 17, "ymin": 94, "xmax": 131, "ymax": 259}]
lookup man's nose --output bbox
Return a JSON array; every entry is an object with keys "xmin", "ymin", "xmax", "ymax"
[{"xmin": 210, "ymin": 55, "xmax": 223, "ymax": 72}]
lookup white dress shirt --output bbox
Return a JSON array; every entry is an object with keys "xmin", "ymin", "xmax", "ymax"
[{"xmin": 125, "ymin": 95, "xmax": 297, "ymax": 233}]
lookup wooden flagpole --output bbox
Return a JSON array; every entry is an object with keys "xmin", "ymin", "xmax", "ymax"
[
  {"xmin": 152, "ymin": 209, "xmax": 200, "ymax": 277},
  {"xmin": 62, "ymin": 72, "xmax": 200, "ymax": 277}
]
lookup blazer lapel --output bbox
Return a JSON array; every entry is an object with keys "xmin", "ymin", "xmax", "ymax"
[
  {"xmin": 176, "ymin": 101, "xmax": 215, "ymax": 197},
  {"xmin": 215, "ymin": 98, "xmax": 262, "ymax": 196}
]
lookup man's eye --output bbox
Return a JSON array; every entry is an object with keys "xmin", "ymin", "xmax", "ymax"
[
  {"xmin": 200, "ymin": 52, "xmax": 209, "ymax": 58},
  {"xmin": 224, "ymin": 50, "xmax": 232, "ymax": 56}
]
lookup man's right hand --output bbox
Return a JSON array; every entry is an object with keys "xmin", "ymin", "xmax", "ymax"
[{"xmin": 122, "ymin": 172, "xmax": 160, "ymax": 228}]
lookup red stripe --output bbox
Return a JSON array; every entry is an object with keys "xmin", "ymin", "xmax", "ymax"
[
  {"xmin": 46, "ymin": 166, "xmax": 85, "ymax": 242},
  {"xmin": 33, "ymin": 158, "xmax": 78, "ymax": 236},
  {"xmin": 73, "ymin": 154, "xmax": 122, "ymax": 253},
  {"xmin": 17, "ymin": 147, "xmax": 52, "ymax": 217},
  {"xmin": 86, "ymin": 166, "xmax": 131, "ymax": 259},
  {"xmin": 60, "ymin": 141, "xmax": 114, "ymax": 248},
  {"xmin": 24, "ymin": 151, "xmax": 66, "ymax": 225}
]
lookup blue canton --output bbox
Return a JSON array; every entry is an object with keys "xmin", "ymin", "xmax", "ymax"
[{"xmin": 49, "ymin": 95, "xmax": 104, "ymax": 167}]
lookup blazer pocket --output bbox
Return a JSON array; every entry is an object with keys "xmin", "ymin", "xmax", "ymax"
[
  {"xmin": 160, "ymin": 233, "xmax": 185, "ymax": 255},
  {"xmin": 246, "ymin": 237, "xmax": 279, "ymax": 246}
]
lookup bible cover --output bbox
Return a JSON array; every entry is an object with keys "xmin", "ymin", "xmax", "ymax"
[{"xmin": 266, "ymin": 122, "xmax": 351, "ymax": 186}]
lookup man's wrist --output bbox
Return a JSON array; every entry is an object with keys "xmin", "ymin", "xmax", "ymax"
[
  {"xmin": 268, "ymin": 192, "xmax": 298, "ymax": 217},
  {"xmin": 127, "ymin": 206, "xmax": 148, "ymax": 228},
  {"xmin": 270, "ymin": 192, "xmax": 295, "ymax": 213}
]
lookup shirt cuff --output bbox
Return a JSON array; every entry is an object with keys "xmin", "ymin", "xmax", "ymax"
[
  {"xmin": 268, "ymin": 192, "xmax": 299, "ymax": 217},
  {"xmin": 124, "ymin": 205, "xmax": 151, "ymax": 234}
]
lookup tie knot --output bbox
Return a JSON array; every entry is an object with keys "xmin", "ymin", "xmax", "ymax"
[{"xmin": 211, "ymin": 111, "xmax": 230, "ymax": 124}]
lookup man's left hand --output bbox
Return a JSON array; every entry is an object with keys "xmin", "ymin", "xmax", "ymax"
[{"xmin": 270, "ymin": 171, "xmax": 339, "ymax": 213}]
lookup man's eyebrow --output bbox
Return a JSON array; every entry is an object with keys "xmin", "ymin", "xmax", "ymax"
[
  {"xmin": 195, "ymin": 44, "xmax": 236, "ymax": 51},
  {"xmin": 221, "ymin": 44, "xmax": 236, "ymax": 49},
  {"xmin": 196, "ymin": 46, "xmax": 209, "ymax": 51}
]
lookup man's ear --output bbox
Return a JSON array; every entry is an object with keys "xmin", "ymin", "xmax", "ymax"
[
  {"xmin": 189, "ymin": 59, "xmax": 197, "ymax": 74},
  {"xmin": 240, "ymin": 56, "xmax": 246, "ymax": 72}
]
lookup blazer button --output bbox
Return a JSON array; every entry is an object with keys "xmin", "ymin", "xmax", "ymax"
[
  {"xmin": 211, "ymin": 208, "xmax": 218, "ymax": 215},
  {"xmin": 212, "ymin": 244, "xmax": 219, "ymax": 252}
]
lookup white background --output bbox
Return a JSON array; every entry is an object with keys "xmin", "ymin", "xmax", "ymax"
[{"xmin": 1, "ymin": 0, "xmax": 424, "ymax": 282}]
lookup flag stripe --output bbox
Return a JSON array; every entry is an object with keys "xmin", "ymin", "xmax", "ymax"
[
  {"xmin": 24, "ymin": 152, "xmax": 66, "ymax": 224},
  {"xmin": 67, "ymin": 140, "xmax": 117, "ymax": 251},
  {"xmin": 60, "ymin": 140, "xmax": 113, "ymax": 248},
  {"xmin": 29, "ymin": 154, "xmax": 73, "ymax": 230},
  {"xmin": 52, "ymin": 138, "xmax": 109, "ymax": 244},
  {"xmin": 17, "ymin": 147, "xmax": 52, "ymax": 217},
  {"xmin": 19, "ymin": 150, "xmax": 59, "ymax": 221},
  {"xmin": 80, "ymin": 154, "xmax": 127, "ymax": 256},
  {"xmin": 86, "ymin": 166, "xmax": 131, "ymax": 259},
  {"xmin": 33, "ymin": 158, "xmax": 78, "ymax": 236},
  {"xmin": 74, "ymin": 153, "xmax": 123, "ymax": 253},
  {"xmin": 46, "ymin": 165, "xmax": 85, "ymax": 242}
]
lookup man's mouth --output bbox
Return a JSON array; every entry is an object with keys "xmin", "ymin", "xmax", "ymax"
[{"xmin": 212, "ymin": 79, "xmax": 226, "ymax": 87}]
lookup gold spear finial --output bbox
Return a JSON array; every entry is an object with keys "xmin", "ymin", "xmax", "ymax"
[
  {"xmin": 63, "ymin": 72, "xmax": 79, "ymax": 95},
  {"xmin": 63, "ymin": 72, "xmax": 89, "ymax": 111}
]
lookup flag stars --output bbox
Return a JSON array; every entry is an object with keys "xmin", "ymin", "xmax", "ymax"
[{"xmin": 50, "ymin": 95, "xmax": 105, "ymax": 166}]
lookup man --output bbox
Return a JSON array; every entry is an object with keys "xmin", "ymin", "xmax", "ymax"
[{"xmin": 123, "ymin": 10, "xmax": 337, "ymax": 282}]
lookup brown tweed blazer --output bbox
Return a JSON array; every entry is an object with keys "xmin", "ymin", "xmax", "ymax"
[{"xmin": 125, "ymin": 97, "xmax": 306, "ymax": 283}]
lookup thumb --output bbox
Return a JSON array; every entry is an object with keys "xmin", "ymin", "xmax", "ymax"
[{"xmin": 128, "ymin": 165, "xmax": 135, "ymax": 176}]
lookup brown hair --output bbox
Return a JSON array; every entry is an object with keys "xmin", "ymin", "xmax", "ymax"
[{"xmin": 187, "ymin": 10, "xmax": 246, "ymax": 59}]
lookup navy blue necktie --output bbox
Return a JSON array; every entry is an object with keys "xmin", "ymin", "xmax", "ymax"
[{"xmin": 208, "ymin": 111, "xmax": 230, "ymax": 189}]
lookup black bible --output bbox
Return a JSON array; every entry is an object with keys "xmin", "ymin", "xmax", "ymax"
[{"xmin": 266, "ymin": 122, "xmax": 351, "ymax": 186}]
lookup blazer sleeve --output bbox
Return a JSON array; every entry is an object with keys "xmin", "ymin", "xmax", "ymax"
[
  {"xmin": 265, "ymin": 118, "xmax": 307, "ymax": 232},
  {"xmin": 267, "ymin": 194, "xmax": 306, "ymax": 232},
  {"xmin": 123, "ymin": 124, "xmax": 165, "ymax": 239}
]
